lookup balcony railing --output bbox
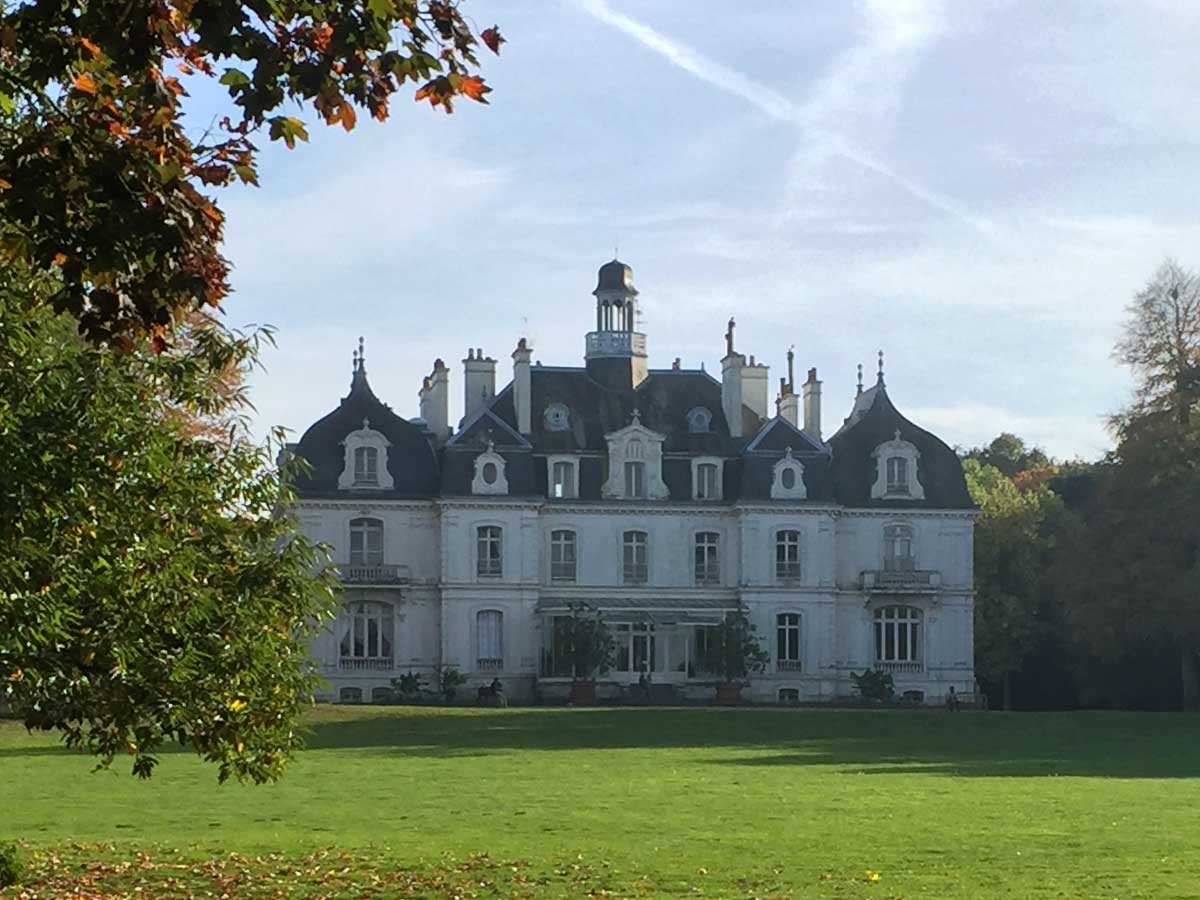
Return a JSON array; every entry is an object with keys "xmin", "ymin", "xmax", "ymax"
[
  {"xmin": 477, "ymin": 658, "xmax": 504, "ymax": 673},
  {"xmin": 337, "ymin": 563, "xmax": 410, "ymax": 586},
  {"xmin": 339, "ymin": 657, "xmax": 394, "ymax": 671},
  {"xmin": 861, "ymin": 569, "xmax": 941, "ymax": 593},
  {"xmin": 586, "ymin": 331, "xmax": 647, "ymax": 358},
  {"xmin": 875, "ymin": 660, "xmax": 923, "ymax": 675},
  {"xmin": 776, "ymin": 660, "xmax": 803, "ymax": 672}
]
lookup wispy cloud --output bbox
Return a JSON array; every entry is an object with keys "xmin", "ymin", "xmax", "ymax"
[
  {"xmin": 571, "ymin": 0, "xmax": 991, "ymax": 233},
  {"xmin": 570, "ymin": 0, "xmax": 799, "ymax": 122}
]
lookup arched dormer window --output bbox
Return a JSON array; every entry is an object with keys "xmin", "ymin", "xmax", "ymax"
[
  {"xmin": 871, "ymin": 430, "xmax": 925, "ymax": 500},
  {"xmin": 602, "ymin": 411, "xmax": 668, "ymax": 501},
  {"xmin": 544, "ymin": 402, "xmax": 571, "ymax": 432},
  {"xmin": 471, "ymin": 441, "xmax": 509, "ymax": 495},
  {"xmin": 770, "ymin": 448, "xmax": 807, "ymax": 500},
  {"xmin": 339, "ymin": 418, "xmax": 394, "ymax": 491},
  {"xmin": 687, "ymin": 406, "xmax": 712, "ymax": 433}
]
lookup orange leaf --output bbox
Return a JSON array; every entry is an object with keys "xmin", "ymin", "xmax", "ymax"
[
  {"xmin": 0, "ymin": 177, "xmax": 10, "ymax": 192},
  {"xmin": 79, "ymin": 36, "xmax": 101, "ymax": 58},
  {"xmin": 338, "ymin": 101, "xmax": 357, "ymax": 132},
  {"xmin": 458, "ymin": 75, "xmax": 489, "ymax": 102},
  {"xmin": 200, "ymin": 203, "xmax": 223, "ymax": 225},
  {"xmin": 481, "ymin": 26, "xmax": 505, "ymax": 55},
  {"xmin": 52, "ymin": 252, "xmax": 67, "ymax": 266},
  {"xmin": 72, "ymin": 73, "xmax": 97, "ymax": 95}
]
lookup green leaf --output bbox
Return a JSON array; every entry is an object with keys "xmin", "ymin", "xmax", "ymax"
[
  {"xmin": 0, "ymin": 91, "xmax": 13, "ymax": 115},
  {"xmin": 219, "ymin": 69, "xmax": 251, "ymax": 88}
]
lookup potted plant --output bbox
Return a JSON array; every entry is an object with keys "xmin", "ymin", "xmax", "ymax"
[
  {"xmin": 560, "ymin": 605, "xmax": 615, "ymax": 706},
  {"xmin": 704, "ymin": 609, "xmax": 769, "ymax": 705}
]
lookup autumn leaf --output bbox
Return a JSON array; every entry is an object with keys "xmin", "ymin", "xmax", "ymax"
[
  {"xmin": 0, "ymin": 177, "xmax": 10, "ymax": 192},
  {"xmin": 481, "ymin": 26, "xmax": 505, "ymax": 54},
  {"xmin": 338, "ymin": 101, "xmax": 357, "ymax": 132},
  {"xmin": 457, "ymin": 75, "xmax": 489, "ymax": 102},
  {"xmin": 79, "ymin": 36, "xmax": 101, "ymax": 58},
  {"xmin": 52, "ymin": 252, "xmax": 67, "ymax": 266},
  {"xmin": 72, "ymin": 73, "xmax": 97, "ymax": 95}
]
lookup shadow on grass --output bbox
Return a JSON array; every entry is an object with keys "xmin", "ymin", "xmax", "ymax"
[
  {"xmin": 297, "ymin": 707, "xmax": 1200, "ymax": 779},
  {"xmin": 4, "ymin": 707, "xmax": 1199, "ymax": 779}
]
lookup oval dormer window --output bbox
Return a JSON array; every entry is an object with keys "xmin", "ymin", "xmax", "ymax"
[
  {"xmin": 482, "ymin": 462, "xmax": 498, "ymax": 485},
  {"xmin": 544, "ymin": 403, "xmax": 570, "ymax": 432},
  {"xmin": 781, "ymin": 467, "xmax": 796, "ymax": 490},
  {"xmin": 687, "ymin": 407, "xmax": 712, "ymax": 434}
]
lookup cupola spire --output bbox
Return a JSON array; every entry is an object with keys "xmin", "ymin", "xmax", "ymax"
[{"xmin": 586, "ymin": 258, "xmax": 647, "ymax": 391}]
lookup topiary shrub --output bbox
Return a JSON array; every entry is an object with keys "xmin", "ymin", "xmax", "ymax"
[
  {"xmin": 0, "ymin": 841, "xmax": 24, "ymax": 888},
  {"xmin": 851, "ymin": 668, "xmax": 895, "ymax": 703}
]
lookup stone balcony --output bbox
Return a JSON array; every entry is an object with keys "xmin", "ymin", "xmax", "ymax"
[
  {"xmin": 585, "ymin": 330, "xmax": 647, "ymax": 358},
  {"xmin": 337, "ymin": 563, "xmax": 411, "ymax": 586},
  {"xmin": 860, "ymin": 569, "xmax": 942, "ymax": 594}
]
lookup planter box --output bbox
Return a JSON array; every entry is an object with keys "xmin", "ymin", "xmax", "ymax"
[
  {"xmin": 716, "ymin": 682, "xmax": 742, "ymax": 706},
  {"xmin": 569, "ymin": 680, "xmax": 597, "ymax": 706}
]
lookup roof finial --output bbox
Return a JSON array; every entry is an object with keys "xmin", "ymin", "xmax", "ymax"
[
  {"xmin": 877, "ymin": 349, "xmax": 885, "ymax": 386},
  {"xmin": 358, "ymin": 336, "xmax": 366, "ymax": 373},
  {"xmin": 856, "ymin": 363, "xmax": 864, "ymax": 396},
  {"xmin": 631, "ymin": 407, "xmax": 641, "ymax": 426}
]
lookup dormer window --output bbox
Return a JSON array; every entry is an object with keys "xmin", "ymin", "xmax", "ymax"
[
  {"xmin": 602, "ymin": 411, "xmax": 668, "ymax": 501},
  {"xmin": 871, "ymin": 430, "xmax": 925, "ymax": 500},
  {"xmin": 339, "ymin": 418, "xmax": 394, "ymax": 491},
  {"xmin": 692, "ymin": 457, "xmax": 724, "ymax": 501},
  {"xmin": 687, "ymin": 406, "xmax": 712, "ymax": 433},
  {"xmin": 624, "ymin": 460, "xmax": 646, "ymax": 498},
  {"xmin": 547, "ymin": 455, "xmax": 578, "ymax": 499},
  {"xmin": 471, "ymin": 441, "xmax": 509, "ymax": 495},
  {"xmin": 770, "ymin": 448, "xmax": 807, "ymax": 500},
  {"xmin": 354, "ymin": 446, "xmax": 378, "ymax": 485},
  {"xmin": 544, "ymin": 403, "xmax": 571, "ymax": 432}
]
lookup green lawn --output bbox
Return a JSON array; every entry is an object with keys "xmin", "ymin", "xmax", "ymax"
[{"xmin": 2, "ymin": 706, "xmax": 1199, "ymax": 898}]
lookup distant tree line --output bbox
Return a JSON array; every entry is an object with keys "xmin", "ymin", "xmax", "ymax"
[{"xmin": 965, "ymin": 259, "xmax": 1200, "ymax": 711}]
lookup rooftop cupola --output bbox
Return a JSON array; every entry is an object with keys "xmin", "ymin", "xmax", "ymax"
[{"xmin": 586, "ymin": 258, "xmax": 648, "ymax": 391}]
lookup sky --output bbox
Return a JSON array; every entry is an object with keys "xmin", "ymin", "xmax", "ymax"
[{"xmin": 202, "ymin": 0, "xmax": 1200, "ymax": 460}]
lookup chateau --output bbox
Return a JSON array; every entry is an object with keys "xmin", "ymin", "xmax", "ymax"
[{"xmin": 289, "ymin": 260, "xmax": 977, "ymax": 704}]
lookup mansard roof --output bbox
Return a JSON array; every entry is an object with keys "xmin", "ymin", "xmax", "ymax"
[
  {"xmin": 828, "ymin": 385, "xmax": 974, "ymax": 510},
  {"xmin": 291, "ymin": 368, "xmax": 439, "ymax": 499}
]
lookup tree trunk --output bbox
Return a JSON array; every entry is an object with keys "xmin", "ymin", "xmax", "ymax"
[
  {"xmin": 1003, "ymin": 671, "xmax": 1013, "ymax": 711},
  {"xmin": 1182, "ymin": 647, "xmax": 1199, "ymax": 711}
]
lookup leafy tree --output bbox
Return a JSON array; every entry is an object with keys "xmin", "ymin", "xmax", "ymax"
[
  {"xmin": 964, "ymin": 458, "xmax": 1062, "ymax": 710},
  {"xmin": 1058, "ymin": 258, "xmax": 1200, "ymax": 710},
  {"xmin": 0, "ymin": 265, "xmax": 337, "ymax": 780},
  {"xmin": 0, "ymin": 0, "xmax": 503, "ymax": 344},
  {"xmin": 704, "ymin": 610, "xmax": 769, "ymax": 684},
  {"xmin": 559, "ymin": 606, "xmax": 616, "ymax": 681},
  {"xmin": 964, "ymin": 433, "xmax": 1050, "ymax": 478}
]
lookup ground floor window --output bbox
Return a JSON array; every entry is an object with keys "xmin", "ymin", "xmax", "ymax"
[
  {"xmin": 776, "ymin": 613, "xmax": 802, "ymax": 672},
  {"xmin": 477, "ymin": 609, "xmax": 504, "ymax": 671},
  {"xmin": 339, "ymin": 686, "xmax": 363, "ymax": 704},
  {"xmin": 613, "ymin": 623, "xmax": 656, "ymax": 674},
  {"xmin": 371, "ymin": 686, "xmax": 391, "ymax": 704},
  {"xmin": 874, "ymin": 605, "xmax": 922, "ymax": 668},
  {"xmin": 778, "ymin": 688, "xmax": 800, "ymax": 704}
]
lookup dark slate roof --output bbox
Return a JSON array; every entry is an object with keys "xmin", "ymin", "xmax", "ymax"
[
  {"xmin": 292, "ymin": 369, "xmax": 439, "ymax": 498},
  {"xmin": 828, "ymin": 386, "xmax": 974, "ymax": 509},
  {"xmin": 594, "ymin": 259, "xmax": 637, "ymax": 294}
]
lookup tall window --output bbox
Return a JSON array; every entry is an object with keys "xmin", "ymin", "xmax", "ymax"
[
  {"xmin": 624, "ymin": 461, "xmax": 646, "ymax": 499},
  {"xmin": 776, "ymin": 613, "xmax": 801, "ymax": 671},
  {"xmin": 874, "ymin": 605, "xmax": 922, "ymax": 665},
  {"xmin": 476, "ymin": 610, "xmax": 503, "ymax": 671},
  {"xmin": 550, "ymin": 460, "xmax": 576, "ymax": 499},
  {"xmin": 695, "ymin": 462, "xmax": 720, "ymax": 500},
  {"xmin": 775, "ymin": 530, "xmax": 801, "ymax": 581},
  {"xmin": 886, "ymin": 456, "xmax": 910, "ymax": 494},
  {"xmin": 884, "ymin": 524, "xmax": 915, "ymax": 572},
  {"xmin": 613, "ymin": 623, "xmax": 655, "ymax": 673},
  {"xmin": 349, "ymin": 517, "xmax": 384, "ymax": 567},
  {"xmin": 623, "ymin": 531, "xmax": 648, "ymax": 585},
  {"xmin": 550, "ymin": 530, "xmax": 577, "ymax": 582},
  {"xmin": 477, "ymin": 525, "xmax": 503, "ymax": 577},
  {"xmin": 353, "ymin": 445, "xmax": 379, "ymax": 485},
  {"xmin": 694, "ymin": 531, "xmax": 720, "ymax": 586},
  {"xmin": 339, "ymin": 600, "xmax": 393, "ymax": 669}
]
